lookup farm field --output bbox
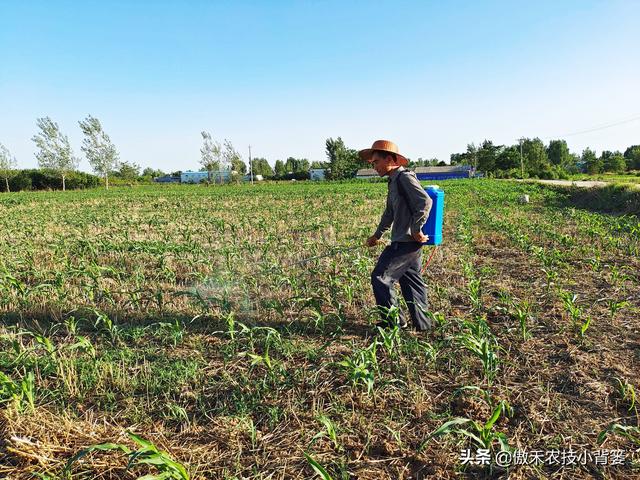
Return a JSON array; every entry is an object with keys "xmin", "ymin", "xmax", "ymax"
[{"xmin": 1, "ymin": 180, "xmax": 639, "ymax": 479}]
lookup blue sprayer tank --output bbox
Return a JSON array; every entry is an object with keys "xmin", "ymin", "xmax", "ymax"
[{"xmin": 422, "ymin": 185, "xmax": 444, "ymax": 245}]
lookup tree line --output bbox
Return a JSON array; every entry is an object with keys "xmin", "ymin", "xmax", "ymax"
[
  {"xmin": 450, "ymin": 138, "xmax": 640, "ymax": 179},
  {"xmin": 2, "ymin": 123, "xmax": 638, "ymax": 191}
]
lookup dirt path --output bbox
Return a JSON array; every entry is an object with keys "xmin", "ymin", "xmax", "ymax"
[{"xmin": 514, "ymin": 179, "xmax": 640, "ymax": 189}]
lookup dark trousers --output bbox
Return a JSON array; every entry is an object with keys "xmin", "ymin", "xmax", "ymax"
[{"xmin": 371, "ymin": 241, "xmax": 432, "ymax": 331}]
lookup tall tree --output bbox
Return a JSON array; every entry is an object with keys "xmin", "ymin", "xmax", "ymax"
[
  {"xmin": 310, "ymin": 160, "xmax": 329, "ymax": 169},
  {"xmin": 142, "ymin": 167, "xmax": 165, "ymax": 178},
  {"xmin": 495, "ymin": 145, "xmax": 520, "ymax": 171},
  {"xmin": 604, "ymin": 151, "xmax": 626, "ymax": 173},
  {"xmin": 200, "ymin": 131, "xmax": 222, "ymax": 182},
  {"xmin": 284, "ymin": 157, "xmax": 310, "ymax": 173},
  {"xmin": 476, "ymin": 140, "xmax": 499, "ymax": 173},
  {"xmin": 274, "ymin": 159, "xmax": 286, "ymax": 177},
  {"xmin": 251, "ymin": 157, "xmax": 274, "ymax": 177},
  {"xmin": 32, "ymin": 117, "xmax": 78, "ymax": 191},
  {"xmin": 223, "ymin": 139, "xmax": 245, "ymax": 175},
  {"xmin": 624, "ymin": 145, "xmax": 640, "ymax": 170},
  {"xmin": 582, "ymin": 148, "xmax": 602, "ymax": 174},
  {"xmin": 521, "ymin": 138, "xmax": 549, "ymax": 176},
  {"xmin": 117, "ymin": 160, "xmax": 141, "ymax": 180},
  {"xmin": 78, "ymin": 114, "xmax": 120, "ymax": 189},
  {"xmin": 0, "ymin": 142, "xmax": 17, "ymax": 192},
  {"xmin": 547, "ymin": 139, "xmax": 571, "ymax": 167},
  {"xmin": 325, "ymin": 137, "xmax": 359, "ymax": 180}
]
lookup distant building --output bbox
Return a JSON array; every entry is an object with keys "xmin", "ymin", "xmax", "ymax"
[
  {"xmin": 154, "ymin": 174, "xmax": 180, "ymax": 183},
  {"xmin": 243, "ymin": 174, "xmax": 264, "ymax": 182},
  {"xmin": 310, "ymin": 168, "xmax": 327, "ymax": 181},
  {"xmin": 355, "ymin": 168, "xmax": 378, "ymax": 179},
  {"xmin": 181, "ymin": 170, "xmax": 231, "ymax": 184},
  {"xmin": 414, "ymin": 165, "xmax": 474, "ymax": 180}
]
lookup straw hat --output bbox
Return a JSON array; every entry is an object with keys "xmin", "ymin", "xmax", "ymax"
[{"xmin": 358, "ymin": 139, "xmax": 408, "ymax": 167}]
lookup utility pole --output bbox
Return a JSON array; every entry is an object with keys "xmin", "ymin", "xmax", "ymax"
[
  {"xmin": 519, "ymin": 138, "xmax": 524, "ymax": 178},
  {"xmin": 248, "ymin": 145, "xmax": 253, "ymax": 185}
]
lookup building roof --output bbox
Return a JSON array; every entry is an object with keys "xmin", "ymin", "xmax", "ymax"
[
  {"xmin": 356, "ymin": 168, "xmax": 377, "ymax": 176},
  {"xmin": 414, "ymin": 165, "xmax": 472, "ymax": 173}
]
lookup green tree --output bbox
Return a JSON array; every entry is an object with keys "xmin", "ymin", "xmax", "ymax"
[
  {"xmin": 521, "ymin": 138, "xmax": 549, "ymax": 177},
  {"xmin": 477, "ymin": 140, "xmax": 499, "ymax": 173},
  {"xmin": 0, "ymin": 142, "xmax": 17, "ymax": 192},
  {"xmin": 604, "ymin": 151, "xmax": 626, "ymax": 173},
  {"xmin": 199, "ymin": 131, "xmax": 222, "ymax": 182},
  {"xmin": 250, "ymin": 157, "xmax": 274, "ymax": 177},
  {"xmin": 117, "ymin": 160, "xmax": 141, "ymax": 180},
  {"xmin": 310, "ymin": 160, "xmax": 329, "ymax": 169},
  {"xmin": 465, "ymin": 143, "xmax": 478, "ymax": 169},
  {"xmin": 495, "ymin": 145, "xmax": 520, "ymax": 171},
  {"xmin": 78, "ymin": 114, "xmax": 120, "ymax": 189},
  {"xmin": 326, "ymin": 137, "xmax": 359, "ymax": 180},
  {"xmin": 32, "ymin": 117, "xmax": 78, "ymax": 191},
  {"xmin": 142, "ymin": 167, "xmax": 165, "ymax": 178},
  {"xmin": 284, "ymin": 157, "xmax": 310, "ymax": 173},
  {"xmin": 623, "ymin": 145, "xmax": 640, "ymax": 170},
  {"xmin": 274, "ymin": 159, "xmax": 286, "ymax": 177},
  {"xmin": 582, "ymin": 148, "xmax": 602, "ymax": 174},
  {"xmin": 223, "ymin": 139, "xmax": 245, "ymax": 176},
  {"xmin": 547, "ymin": 139, "xmax": 571, "ymax": 167},
  {"xmin": 564, "ymin": 153, "xmax": 581, "ymax": 174}
]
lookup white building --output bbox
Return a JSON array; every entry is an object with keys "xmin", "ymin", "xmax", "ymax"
[
  {"xmin": 310, "ymin": 168, "xmax": 327, "ymax": 181},
  {"xmin": 181, "ymin": 170, "xmax": 231, "ymax": 183},
  {"xmin": 355, "ymin": 168, "xmax": 378, "ymax": 179}
]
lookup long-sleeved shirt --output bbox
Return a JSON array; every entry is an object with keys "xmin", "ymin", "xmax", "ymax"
[{"xmin": 374, "ymin": 166, "xmax": 433, "ymax": 242}]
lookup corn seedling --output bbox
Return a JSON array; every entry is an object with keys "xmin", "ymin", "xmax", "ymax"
[
  {"xmin": 608, "ymin": 299, "xmax": 629, "ymax": 319},
  {"xmin": 304, "ymin": 452, "xmax": 334, "ymax": 480},
  {"xmin": 459, "ymin": 318, "xmax": 499, "ymax": 383},
  {"xmin": 338, "ymin": 341, "xmax": 378, "ymax": 394},
  {"xmin": 0, "ymin": 371, "xmax": 35, "ymax": 413},
  {"xmin": 579, "ymin": 315, "xmax": 592, "ymax": 338},
  {"xmin": 311, "ymin": 415, "xmax": 341, "ymax": 451},
  {"xmin": 376, "ymin": 325, "xmax": 401, "ymax": 360},
  {"xmin": 65, "ymin": 431, "xmax": 190, "ymax": 479},
  {"xmin": 511, "ymin": 300, "xmax": 532, "ymax": 341},
  {"xmin": 597, "ymin": 423, "xmax": 640, "ymax": 446},
  {"xmin": 467, "ymin": 278, "xmax": 482, "ymax": 311},
  {"xmin": 615, "ymin": 377, "xmax": 637, "ymax": 412},
  {"xmin": 420, "ymin": 400, "xmax": 513, "ymax": 453},
  {"xmin": 559, "ymin": 291, "xmax": 583, "ymax": 326}
]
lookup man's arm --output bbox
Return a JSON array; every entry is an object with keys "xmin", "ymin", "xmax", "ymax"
[
  {"xmin": 374, "ymin": 194, "xmax": 393, "ymax": 239},
  {"xmin": 398, "ymin": 172, "xmax": 432, "ymax": 236}
]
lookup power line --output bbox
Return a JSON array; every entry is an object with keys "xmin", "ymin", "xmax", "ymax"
[{"xmin": 543, "ymin": 113, "xmax": 640, "ymax": 139}]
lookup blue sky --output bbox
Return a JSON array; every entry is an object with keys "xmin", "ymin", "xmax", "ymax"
[{"xmin": 1, "ymin": 0, "xmax": 639, "ymax": 173}]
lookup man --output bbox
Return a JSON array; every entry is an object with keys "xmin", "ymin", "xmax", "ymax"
[{"xmin": 360, "ymin": 140, "xmax": 433, "ymax": 331}]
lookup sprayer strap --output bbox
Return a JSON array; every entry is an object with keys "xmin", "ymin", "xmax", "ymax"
[{"xmin": 395, "ymin": 170, "xmax": 415, "ymax": 215}]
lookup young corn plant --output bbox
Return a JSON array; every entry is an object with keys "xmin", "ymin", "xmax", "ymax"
[
  {"xmin": 608, "ymin": 299, "xmax": 629, "ymax": 319},
  {"xmin": 65, "ymin": 431, "xmax": 190, "ymax": 480},
  {"xmin": 338, "ymin": 341, "xmax": 378, "ymax": 395},
  {"xmin": 559, "ymin": 291, "xmax": 583, "ymax": 329},
  {"xmin": 467, "ymin": 278, "xmax": 483, "ymax": 312},
  {"xmin": 511, "ymin": 300, "xmax": 532, "ymax": 341},
  {"xmin": 597, "ymin": 423, "xmax": 640, "ymax": 446},
  {"xmin": 376, "ymin": 325, "xmax": 401, "ymax": 360},
  {"xmin": 304, "ymin": 452, "xmax": 334, "ymax": 480},
  {"xmin": 615, "ymin": 377, "xmax": 637, "ymax": 413},
  {"xmin": 458, "ymin": 318, "xmax": 500, "ymax": 383},
  {"xmin": 311, "ymin": 415, "xmax": 342, "ymax": 451},
  {"xmin": 0, "ymin": 371, "xmax": 35, "ymax": 413},
  {"xmin": 421, "ymin": 400, "xmax": 513, "ymax": 453}
]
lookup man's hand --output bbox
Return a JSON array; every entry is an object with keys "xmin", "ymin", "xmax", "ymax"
[
  {"xmin": 412, "ymin": 231, "xmax": 428, "ymax": 243},
  {"xmin": 366, "ymin": 235, "xmax": 381, "ymax": 247}
]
